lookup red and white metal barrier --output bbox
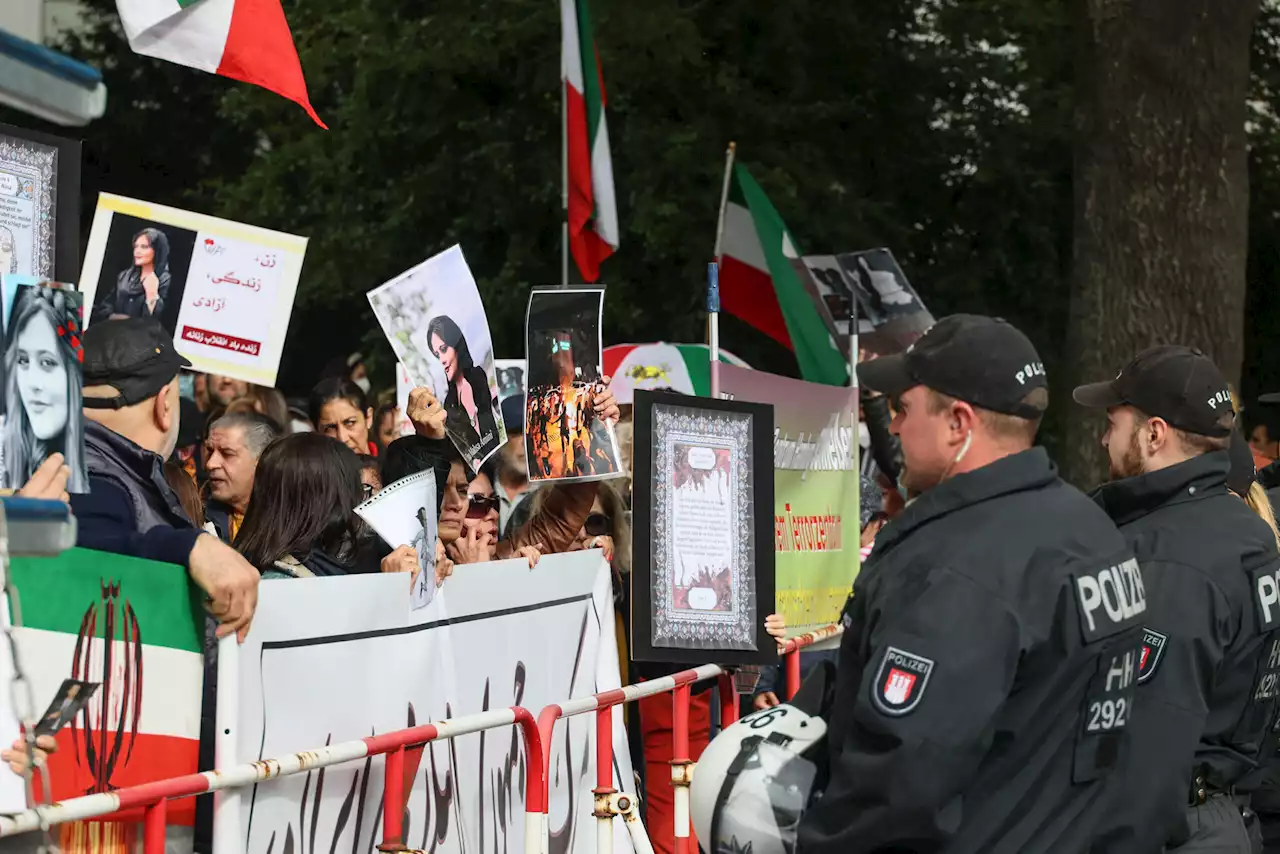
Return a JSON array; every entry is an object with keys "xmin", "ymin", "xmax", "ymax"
[
  {"xmin": 0, "ymin": 643, "xmax": 840, "ymax": 854},
  {"xmin": 781, "ymin": 624, "xmax": 844, "ymax": 700},
  {"xmin": 536, "ymin": 663, "xmax": 737, "ymax": 854}
]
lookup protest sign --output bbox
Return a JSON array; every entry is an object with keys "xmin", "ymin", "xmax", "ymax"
[
  {"xmin": 368, "ymin": 246, "xmax": 506, "ymax": 470},
  {"xmin": 8, "ymin": 548, "xmax": 204, "ymax": 844},
  {"xmin": 719, "ymin": 364, "xmax": 859, "ymax": 635},
  {"xmin": 354, "ymin": 470, "xmax": 438, "ymax": 609},
  {"xmin": 395, "ymin": 362, "xmax": 415, "ymax": 437},
  {"xmin": 0, "ymin": 123, "xmax": 81, "ymax": 281},
  {"xmin": 79, "ymin": 193, "xmax": 307, "ymax": 386},
  {"xmin": 224, "ymin": 551, "xmax": 631, "ymax": 854},
  {"xmin": 524, "ymin": 288, "xmax": 623, "ymax": 484},
  {"xmin": 0, "ymin": 279, "xmax": 88, "ymax": 492}
]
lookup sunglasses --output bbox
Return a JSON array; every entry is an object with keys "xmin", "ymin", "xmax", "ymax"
[
  {"xmin": 466, "ymin": 494, "xmax": 501, "ymax": 519},
  {"xmin": 584, "ymin": 512, "xmax": 611, "ymax": 537}
]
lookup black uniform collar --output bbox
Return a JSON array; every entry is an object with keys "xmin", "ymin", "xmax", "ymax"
[
  {"xmin": 1091, "ymin": 451, "xmax": 1230, "ymax": 528},
  {"xmin": 875, "ymin": 447, "xmax": 1058, "ymax": 551}
]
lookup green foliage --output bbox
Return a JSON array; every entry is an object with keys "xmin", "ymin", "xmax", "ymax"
[{"xmin": 6, "ymin": 0, "xmax": 1277, "ymax": 450}]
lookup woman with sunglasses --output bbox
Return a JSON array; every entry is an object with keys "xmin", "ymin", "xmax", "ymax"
[{"xmin": 453, "ymin": 461, "xmax": 542, "ymax": 567}]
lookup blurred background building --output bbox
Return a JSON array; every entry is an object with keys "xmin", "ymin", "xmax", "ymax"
[{"xmin": 0, "ymin": 0, "xmax": 105, "ymax": 126}]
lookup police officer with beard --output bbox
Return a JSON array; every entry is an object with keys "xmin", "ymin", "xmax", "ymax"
[
  {"xmin": 1075, "ymin": 346, "xmax": 1280, "ymax": 853},
  {"xmin": 797, "ymin": 315, "xmax": 1146, "ymax": 854}
]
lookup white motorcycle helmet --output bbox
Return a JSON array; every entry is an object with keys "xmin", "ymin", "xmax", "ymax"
[{"xmin": 690, "ymin": 665, "xmax": 833, "ymax": 854}]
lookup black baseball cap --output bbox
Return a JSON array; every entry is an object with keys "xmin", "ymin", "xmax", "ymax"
[
  {"xmin": 1072, "ymin": 345, "xmax": 1233, "ymax": 437},
  {"xmin": 856, "ymin": 314, "xmax": 1048, "ymax": 418},
  {"xmin": 82, "ymin": 318, "xmax": 192, "ymax": 410}
]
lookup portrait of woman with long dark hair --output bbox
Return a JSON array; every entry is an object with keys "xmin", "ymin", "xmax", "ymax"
[
  {"xmin": 4, "ymin": 284, "xmax": 87, "ymax": 492},
  {"xmin": 426, "ymin": 314, "xmax": 502, "ymax": 469},
  {"xmin": 92, "ymin": 227, "xmax": 171, "ymax": 323}
]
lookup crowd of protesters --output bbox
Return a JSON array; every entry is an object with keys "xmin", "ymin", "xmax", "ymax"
[{"xmin": 10, "ymin": 308, "xmax": 1280, "ymax": 854}]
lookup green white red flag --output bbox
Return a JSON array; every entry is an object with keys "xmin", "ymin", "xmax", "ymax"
[
  {"xmin": 562, "ymin": 0, "xmax": 619, "ymax": 282},
  {"xmin": 114, "ymin": 0, "xmax": 325, "ymax": 127},
  {"xmin": 10, "ymin": 548, "xmax": 204, "ymax": 840},
  {"xmin": 718, "ymin": 162, "xmax": 848, "ymax": 386}
]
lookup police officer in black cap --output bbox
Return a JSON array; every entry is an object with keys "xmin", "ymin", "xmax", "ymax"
[
  {"xmin": 797, "ymin": 314, "xmax": 1145, "ymax": 854},
  {"xmin": 1075, "ymin": 346, "xmax": 1280, "ymax": 853}
]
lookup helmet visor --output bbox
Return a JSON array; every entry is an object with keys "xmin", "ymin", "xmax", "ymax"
[{"xmin": 710, "ymin": 741, "xmax": 817, "ymax": 854}]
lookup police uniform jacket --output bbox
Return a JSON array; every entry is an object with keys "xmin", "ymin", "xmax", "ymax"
[
  {"xmin": 1090, "ymin": 451, "xmax": 1280, "ymax": 851},
  {"xmin": 797, "ymin": 447, "xmax": 1145, "ymax": 854}
]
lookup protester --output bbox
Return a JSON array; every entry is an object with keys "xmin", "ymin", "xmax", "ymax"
[
  {"xmin": 793, "ymin": 315, "xmax": 1144, "ymax": 854},
  {"xmin": 496, "ymin": 394, "xmax": 536, "ymax": 534},
  {"xmin": 204, "ymin": 411, "xmax": 281, "ymax": 543},
  {"xmin": 203, "ymin": 374, "xmax": 248, "ymax": 412},
  {"xmin": 2, "ymin": 734, "xmax": 56, "ymax": 777},
  {"xmin": 236, "ymin": 433, "xmax": 378, "ymax": 578},
  {"xmin": 373, "ymin": 402, "xmax": 400, "ymax": 454},
  {"xmin": 458, "ymin": 461, "xmax": 540, "ymax": 566},
  {"xmin": 310, "ymin": 377, "xmax": 376, "ymax": 456},
  {"xmin": 357, "ymin": 453, "xmax": 382, "ymax": 496},
  {"xmin": 1075, "ymin": 345, "xmax": 1280, "ymax": 853},
  {"xmin": 71, "ymin": 318, "xmax": 259, "ymax": 641},
  {"xmin": 163, "ymin": 458, "xmax": 206, "ymax": 530}
]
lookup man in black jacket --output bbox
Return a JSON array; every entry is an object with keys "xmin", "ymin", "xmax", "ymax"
[
  {"xmin": 797, "ymin": 315, "xmax": 1145, "ymax": 854},
  {"xmin": 70, "ymin": 318, "xmax": 259, "ymax": 640},
  {"xmin": 1076, "ymin": 345, "xmax": 1280, "ymax": 853}
]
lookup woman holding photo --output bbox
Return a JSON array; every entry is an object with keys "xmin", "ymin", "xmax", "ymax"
[
  {"xmin": 94, "ymin": 228, "xmax": 171, "ymax": 322},
  {"xmin": 426, "ymin": 314, "xmax": 499, "ymax": 466},
  {"xmin": 4, "ymin": 284, "xmax": 86, "ymax": 492}
]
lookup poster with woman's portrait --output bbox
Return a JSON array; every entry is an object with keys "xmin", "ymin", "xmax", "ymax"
[
  {"xmin": 367, "ymin": 246, "xmax": 506, "ymax": 470},
  {"xmin": 523, "ymin": 288, "xmax": 624, "ymax": 485},
  {"xmin": 79, "ymin": 194, "xmax": 308, "ymax": 387},
  {"xmin": 0, "ymin": 278, "xmax": 88, "ymax": 492}
]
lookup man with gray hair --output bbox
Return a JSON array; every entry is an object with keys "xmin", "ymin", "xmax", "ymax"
[{"xmin": 205, "ymin": 411, "xmax": 281, "ymax": 543}]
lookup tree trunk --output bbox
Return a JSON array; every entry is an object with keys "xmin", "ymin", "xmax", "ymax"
[{"xmin": 1061, "ymin": 0, "xmax": 1259, "ymax": 488}]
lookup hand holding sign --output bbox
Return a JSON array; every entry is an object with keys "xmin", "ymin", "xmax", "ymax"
[{"xmin": 407, "ymin": 387, "xmax": 447, "ymax": 439}]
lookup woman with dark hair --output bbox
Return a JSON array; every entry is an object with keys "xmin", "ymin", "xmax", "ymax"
[
  {"xmin": 309, "ymin": 377, "xmax": 376, "ymax": 455},
  {"xmin": 94, "ymin": 228, "xmax": 171, "ymax": 322},
  {"xmin": 426, "ymin": 314, "xmax": 499, "ymax": 467},
  {"xmin": 235, "ymin": 433, "xmax": 372, "ymax": 578},
  {"xmin": 4, "ymin": 284, "xmax": 86, "ymax": 492}
]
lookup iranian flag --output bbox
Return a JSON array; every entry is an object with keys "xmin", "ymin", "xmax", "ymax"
[
  {"xmin": 115, "ymin": 0, "xmax": 325, "ymax": 127},
  {"xmin": 719, "ymin": 163, "xmax": 848, "ymax": 386},
  {"xmin": 9, "ymin": 549, "xmax": 205, "ymax": 832},
  {"xmin": 562, "ymin": 0, "xmax": 619, "ymax": 283},
  {"xmin": 603, "ymin": 342, "xmax": 750, "ymax": 403}
]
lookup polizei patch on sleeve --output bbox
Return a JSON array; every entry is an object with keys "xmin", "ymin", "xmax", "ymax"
[
  {"xmin": 1073, "ymin": 558, "xmax": 1146, "ymax": 644},
  {"xmin": 871, "ymin": 646, "xmax": 934, "ymax": 716},
  {"xmin": 1138, "ymin": 628, "xmax": 1168, "ymax": 684}
]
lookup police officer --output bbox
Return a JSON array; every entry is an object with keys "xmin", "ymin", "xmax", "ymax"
[
  {"xmin": 1074, "ymin": 345, "xmax": 1280, "ymax": 853},
  {"xmin": 797, "ymin": 314, "xmax": 1145, "ymax": 854}
]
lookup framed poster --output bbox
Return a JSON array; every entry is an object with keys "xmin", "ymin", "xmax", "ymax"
[
  {"xmin": 0, "ymin": 123, "xmax": 81, "ymax": 282},
  {"xmin": 631, "ymin": 390, "xmax": 776, "ymax": 664}
]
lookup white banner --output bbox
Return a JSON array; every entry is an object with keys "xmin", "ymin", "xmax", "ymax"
[{"xmin": 220, "ymin": 552, "xmax": 633, "ymax": 854}]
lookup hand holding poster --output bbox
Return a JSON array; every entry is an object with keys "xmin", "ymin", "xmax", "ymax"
[
  {"xmin": 524, "ymin": 288, "xmax": 624, "ymax": 484},
  {"xmin": 79, "ymin": 194, "xmax": 307, "ymax": 386},
  {"xmin": 367, "ymin": 246, "xmax": 506, "ymax": 470},
  {"xmin": 0, "ymin": 277, "xmax": 88, "ymax": 492}
]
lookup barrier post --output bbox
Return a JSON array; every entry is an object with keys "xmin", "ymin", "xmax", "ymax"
[
  {"xmin": 671, "ymin": 683, "xmax": 693, "ymax": 854},
  {"xmin": 785, "ymin": 647, "xmax": 802, "ymax": 701},
  {"xmin": 143, "ymin": 799, "xmax": 166, "ymax": 854},
  {"xmin": 717, "ymin": 672, "xmax": 737, "ymax": 730},
  {"xmin": 593, "ymin": 707, "xmax": 617, "ymax": 854},
  {"xmin": 378, "ymin": 747, "xmax": 406, "ymax": 851}
]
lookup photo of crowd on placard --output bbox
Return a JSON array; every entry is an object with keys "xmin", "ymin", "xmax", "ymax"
[{"xmin": 524, "ymin": 288, "xmax": 623, "ymax": 484}]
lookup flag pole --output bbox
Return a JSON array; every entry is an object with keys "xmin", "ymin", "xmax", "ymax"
[
  {"xmin": 561, "ymin": 51, "xmax": 570, "ymax": 288},
  {"xmin": 709, "ymin": 141, "xmax": 736, "ymax": 399}
]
